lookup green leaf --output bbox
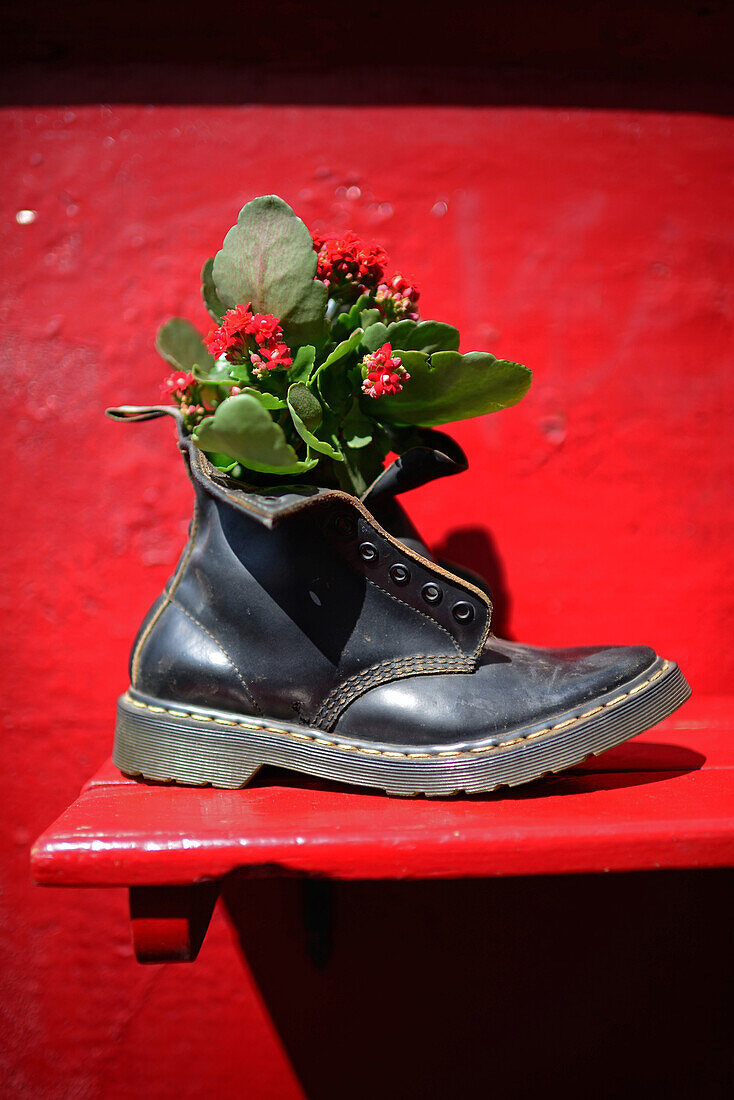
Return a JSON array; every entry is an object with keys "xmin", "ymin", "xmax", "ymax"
[
  {"xmin": 360, "ymin": 319, "xmax": 462, "ymax": 357},
  {"xmin": 337, "ymin": 436, "xmax": 389, "ymax": 496},
  {"xmin": 360, "ymin": 323, "xmax": 390, "ymax": 353},
  {"xmin": 228, "ymin": 361, "xmax": 290, "ymax": 403},
  {"xmin": 155, "ymin": 318, "xmax": 215, "ymax": 373},
  {"xmin": 383, "ymin": 320, "xmax": 415, "ymax": 348},
  {"xmin": 308, "ymin": 327, "xmax": 365, "ymax": 427},
  {"xmin": 236, "ymin": 387, "xmax": 286, "ymax": 410},
  {"xmin": 197, "ymin": 368, "xmax": 239, "ymax": 408},
  {"xmin": 360, "ymin": 308, "xmax": 381, "ymax": 329},
  {"xmin": 228, "ymin": 360, "xmax": 256, "ymax": 385},
  {"xmin": 193, "ymin": 360, "xmax": 232, "ymax": 384},
  {"xmin": 288, "ymin": 381, "xmax": 322, "ymax": 432},
  {"xmin": 192, "ymin": 357, "xmax": 238, "ymax": 409},
  {"xmin": 288, "ymin": 345, "xmax": 316, "ymax": 385},
  {"xmin": 201, "ymin": 258, "xmax": 225, "ymax": 323},
  {"xmin": 206, "ymin": 452, "xmax": 243, "ymax": 477},
  {"xmin": 331, "ymin": 294, "xmax": 373, "ymax": 341},
  {"xmin": 212, "ymin": 195, "xmax": 328, "ymax": 347},
  {"xmin": 193, "ymin": 356, "xmax": 241, "ymax": 407},
  {"xmin": 287, "ymin": 383, "xmax": 344, "ymax": 461},
  {"xmin": 372, "ymin": 351, "xmax": 532, "ymax": 427},
  {"xmin": 389, "ymin": 319, "xmax": 460, "ymax": 353},
  {"xmin": 320, "ymin": 327, "xmax": 364, "ymax": 371},
  {"xmin": 341, "ymin": 400, "xmax": 374, "ymax": 450},
  {"xmin": 193, "ymin": 393, "xmax": 318, "ymax": 475},
  {"xmin": 316, "ymin": 358, "xmax": 352, "ymax": 420}
]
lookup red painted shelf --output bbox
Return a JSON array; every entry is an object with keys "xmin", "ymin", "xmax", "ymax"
[{"xmin": 33, "ymin": 697, "xmax": 734, "ymax": 886}]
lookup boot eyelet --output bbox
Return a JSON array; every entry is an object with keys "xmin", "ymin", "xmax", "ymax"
[
  {"xmin": 332, "ymin": 513, "xmax": 356, "ymax": 539},
  {"xmin": 389, "ymin": 563, "xmax": 411, "ymax": 586},
  {"xmin": 359, "ymin": 541, "xmax": 379, "ymax": 565},
  {"xmin": 421, "ymin": 582, "xmax": 443, "ymax": 605},
  {"xmin": 452, "ymin": 601, "xmax": 475, "ymax": 623}
]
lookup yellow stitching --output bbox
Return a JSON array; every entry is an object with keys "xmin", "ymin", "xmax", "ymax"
[
  {"xmin": 123, "ymin": 660, "xmax": 671, "ymax": 761},
  {"xmin": 322, "ymin": 652, "xmax": 461, "ymax": 700},
  {"xmin": 473, "ymin": 606, "xmax": 492, "ymax": 663},
  {"xmin": 168, "ymin": 598, "xmax": 261, "ymax": 714},
  {"xmin": 314, "ymin": 653, "xmax": 470, "ymax": 727}
]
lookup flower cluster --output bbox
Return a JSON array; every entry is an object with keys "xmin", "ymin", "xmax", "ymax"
[
  {"xmin": 375, "ymin": 273, "xmax": 420, "ymax": 322},
  {"xmin": 161, "ymin": 370, "xmax": 195, "ymax": 399},
  {"xmin": 161, "ymin": 371, "xmax": 207, "ymax": 427},
  {"xmin": 312, "ymin": 231, "xmax": 388, "ymax": 296},
  {"xmin": 204, "ymin": 304, "xmax": 292, "ymax": 377},
  {"xmin": 149, "ymin": 195, "xmax": 531, "ymax": 499},
  {"xmin": 361, "ymin": 343, "xmax": 410, "ymax": 399}
]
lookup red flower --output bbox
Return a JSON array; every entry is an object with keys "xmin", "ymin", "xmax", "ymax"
[
  {"xmin": 375, "ymin": 273, "xmax": 420, "ymax": 321},
  {"xmin": 204, "ymin": 305, "xmax": 292, "ymax": 373},
  {"xmin": 268, "ymin": 343, "xmax": 293, "ymax": 367},
  {"xmin": 161, "ymin": 370, "xmax": 196, "ymax": 399},
  {"xmin": 251, "ymin": 342, "xmax": 293, "ymax": 377},
  {"xmin": 221, "ymin": 303, "xmax": 256, "ymax": 337},
  {"xmin": 205, "ymin": 304, "xmax": 255, "ymax": 358},
  {"xmin": 313, "ymin": 231, "xmax": 388, "ymax": 295},
  {"xmin": 251, "ymin": 313, "xmax": 282, "ymax": 345},
  {"xmin": 360, "ymin": 343, "xmax": 410, "ymax": 399}
]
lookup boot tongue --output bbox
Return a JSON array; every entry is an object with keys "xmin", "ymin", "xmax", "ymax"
[
  {"xmin": 361, "ymin": 429, "xmax": 468, "ymax": 511},
  {"xmin": 360, "ymin": 430, "xmax": 469, "ymax": 561}
]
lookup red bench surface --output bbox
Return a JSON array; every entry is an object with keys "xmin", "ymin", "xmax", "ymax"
[{"xmin": 32, "ymin": 696, "xmax": 734, "ymax": 887}]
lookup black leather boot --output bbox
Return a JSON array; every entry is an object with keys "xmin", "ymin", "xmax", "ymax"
[{"xmin": 109, "ymin": 407, "xmax": 690, "ymax": 795}]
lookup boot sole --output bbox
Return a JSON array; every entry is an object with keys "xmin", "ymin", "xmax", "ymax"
[{"xmin": 113, "ymin": 656, "xmax": 691, "ymax": 796}]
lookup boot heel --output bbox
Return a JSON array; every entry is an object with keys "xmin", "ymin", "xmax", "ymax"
[{"xmin": 113, "ymin": 694, "xmax": 264, "ymax": 788}]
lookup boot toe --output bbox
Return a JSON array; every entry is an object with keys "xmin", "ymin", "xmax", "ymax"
[{"xmin": 333, "ymin": 640, "xmax": 659, "ymax": 748}]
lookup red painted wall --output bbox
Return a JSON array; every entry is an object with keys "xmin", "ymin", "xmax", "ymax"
[{"xmin": 2, "ymin": 103, "xmax": 733, "ymax": 1096}]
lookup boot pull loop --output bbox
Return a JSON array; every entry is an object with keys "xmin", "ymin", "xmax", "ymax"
[
  {"xmin": 105, "ymin": 405, "xmax": 184, "ymax": 426},
  {"xmin": 361, "ymin": 429, "xmax": 468, "ymax": 507}
]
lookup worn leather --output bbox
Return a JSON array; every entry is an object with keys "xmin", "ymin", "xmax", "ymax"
[
  {"xmin": 117, "ymin": 408, "xmax": 492, "ymax": 732},
  {"xmin": 113, "ymin": 406, "xmax": 657, "ymax": 744},
  {"xmin": 333, "ymin": 638, "xmax": 657, "ymax": 746}
]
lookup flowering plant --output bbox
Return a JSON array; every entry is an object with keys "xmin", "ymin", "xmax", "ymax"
[{"xmin": 154, "ymin": 196, "xmax": 531, "ymax": 496}]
